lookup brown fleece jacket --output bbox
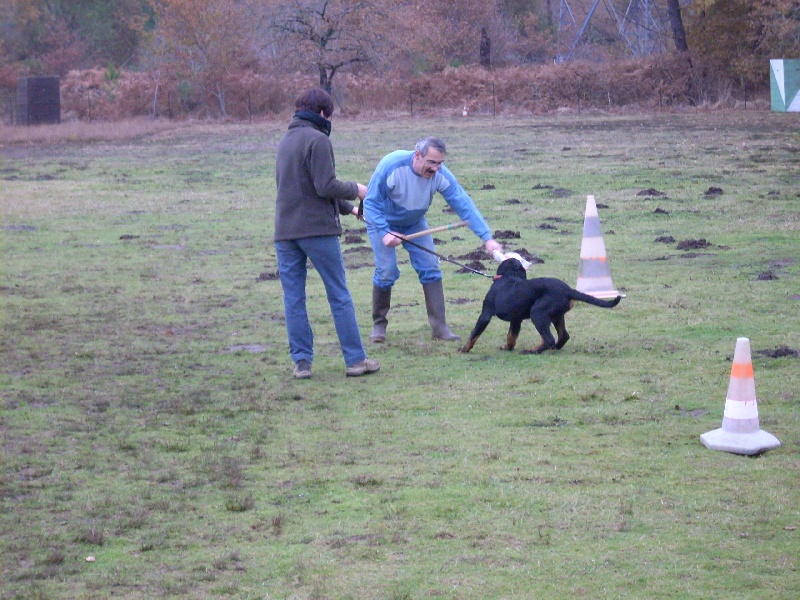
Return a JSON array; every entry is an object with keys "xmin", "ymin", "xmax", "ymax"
[{"xmin": 274, "ymin": 116, "xmax": 358, "ymax": 242}]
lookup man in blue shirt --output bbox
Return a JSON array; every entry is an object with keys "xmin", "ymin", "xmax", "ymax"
[{"xmin": 363, "ymin": 137, "xmax": 503, "ymax": 342}]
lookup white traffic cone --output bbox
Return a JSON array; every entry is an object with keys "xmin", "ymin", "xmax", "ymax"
[
  {"xmin": 700, "ymin": 337, "xmax": 781, "ymax": 455},
  {"xmin": 576, "ymin": 195, "xmax": 621, "ymax": 299}
]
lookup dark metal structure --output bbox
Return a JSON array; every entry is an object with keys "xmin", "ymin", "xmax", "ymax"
[{"xmin": 17, "ymin": 77, "xmax": 61, "ymax": 125}]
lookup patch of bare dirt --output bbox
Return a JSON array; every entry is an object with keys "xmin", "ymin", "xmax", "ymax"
[
  {"xmin": 703, "ymin": 187, "xmax": 724, "ymax": 197},
  {"xmin": 676, "ymin": 238, "xmax": 711, "ymax": 250},
  {"xmin": 637, "ymin": 188, "xmax": 666, "ymax": 197},
  {"xmin": 449, "ymin": 298, "xmax": 473, "ymax": 305},
  {"xmin": 494, "ymin": 230, "xmax": 521, "ymax": 239},
  {"xmin": 456, "ymin": 260, "xmax": 488, "ymax": 274},
  {"xmin": 754, "ymin": 346, "xmax": 799, "ymax": 359},
  {"xmin": 756, "ymin": 271, "xmax": 779, "ymax": 280},
  {"xmin": 343, "ymin": 246, "xmax": 372, "ymax": 254},
  {"xmin": 457, "ymin": 249, "xmax": 489, "ymax": 260}
]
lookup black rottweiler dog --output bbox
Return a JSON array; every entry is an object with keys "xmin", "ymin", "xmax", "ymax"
[{"xmin": 459, "ymin": 258, "xmax": 622, "ymax": 354}]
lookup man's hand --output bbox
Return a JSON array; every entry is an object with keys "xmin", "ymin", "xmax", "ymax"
[
  {"xmin": 356, "ymin": 183, "xmax": 368, "ymax": 200},
  {"xmin": 382, "ymin": 232, "xmax": 404, "ymax": 248},
  {"xmin": 484, "ymin": 238, "xmax": 503, "ymax": 255}
]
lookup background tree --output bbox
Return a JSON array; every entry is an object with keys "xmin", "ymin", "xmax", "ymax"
[
  {"xmin": 1, "ymin": 0, "xmax": 150, "ymax": 74},
  {"xmin": 264, "ymin": 0, "xmax": 384, "ymax": 93},
  {"xmin": 685, "ymin": 0, "xmax": 800, "ymax": 89},
  {"xmin": 148, "ymin": 0, "xmax": 257, "ymax": 116},
  {"xmin": 666, "ymin": 0, "xmax": 689, "ymax": 53}
]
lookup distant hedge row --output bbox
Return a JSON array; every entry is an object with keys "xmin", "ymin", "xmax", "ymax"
[{"xmin": 3, "ymin": 55, "xmax": 769, "ymax": 124}]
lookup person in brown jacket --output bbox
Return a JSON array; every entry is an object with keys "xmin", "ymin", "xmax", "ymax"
[{"xmin": 274, "ymin": 88, "xmax": 379, "ymax": 379}]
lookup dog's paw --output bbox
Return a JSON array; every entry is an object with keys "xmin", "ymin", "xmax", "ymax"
[{"xmin": 520, "ymin": 346, "xmax": 551, "ymax": 355}]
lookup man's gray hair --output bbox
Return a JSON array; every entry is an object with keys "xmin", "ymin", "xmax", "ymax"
[{"xmin": 415, "ymin": 137, "xmax": 447, "ymax": 157}]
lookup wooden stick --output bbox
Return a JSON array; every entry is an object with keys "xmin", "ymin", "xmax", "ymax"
[{"xmin": 402, "ymin": 221, "xmax": 468, "ymax": 241}]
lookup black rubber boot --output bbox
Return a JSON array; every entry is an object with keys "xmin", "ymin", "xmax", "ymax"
[
  {"xmin": 370, "ymin": 285, "xmax": 392, "ymax": 343},
  {"xmin": 422, "ymin": 280, "xmax": 461, "ymax": 341}
]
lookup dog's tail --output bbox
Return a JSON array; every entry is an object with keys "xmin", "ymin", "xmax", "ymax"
[{"xmin": 568, "ymin": 289, "xmax": 622, "ymax": 308}]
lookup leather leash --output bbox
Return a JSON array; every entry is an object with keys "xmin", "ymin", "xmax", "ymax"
[{"xmin": 357, "ymin": 200, "xmax": 492, "ymax": 278}]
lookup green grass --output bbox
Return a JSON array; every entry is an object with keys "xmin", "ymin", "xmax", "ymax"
[{"xmin": 1, "ymin": 112, "xmax": 799, "ymax": 599}]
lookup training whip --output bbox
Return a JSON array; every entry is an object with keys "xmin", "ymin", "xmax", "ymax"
[{"xmin": 356, "ymin": 202, "xmax": 492, "ymax": 278}]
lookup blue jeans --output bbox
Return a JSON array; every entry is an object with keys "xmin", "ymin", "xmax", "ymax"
[
  {"xmin": 366, "ymin": 218, "xmax": 442, "ymax": 289},
  {"xmin": 275, "ymin": 236, "xmax": 367, "ymax": 367}
]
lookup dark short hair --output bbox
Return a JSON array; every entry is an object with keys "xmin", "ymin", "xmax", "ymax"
[
  {"xmin": 415, "ymin": 137, "xmax": 447, "ymax": 156},
  {"xmin": 295, "ymin": 88, "xmax": 334, "ymax": 118}
]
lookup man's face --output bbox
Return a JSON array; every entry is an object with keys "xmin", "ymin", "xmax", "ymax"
[{"xmin": 412, "ymin": 148, "xmax": 445, "ymax": 179}]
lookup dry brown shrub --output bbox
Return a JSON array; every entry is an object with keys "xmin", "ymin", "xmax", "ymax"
[{"xmin": 45, "ymin": 54, "xmax": 766, "ymax": 124}]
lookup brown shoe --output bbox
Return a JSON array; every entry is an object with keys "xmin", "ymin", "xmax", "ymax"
[
  {"xmin": 345, "ymin": 358, "xmax": 380, "ymax": 377},
  {"xmin": 293, "ymin": 359, "xmax": 312, "ymax": 379}
]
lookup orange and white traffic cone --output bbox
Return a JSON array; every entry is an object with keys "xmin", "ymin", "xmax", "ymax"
[
  {"xmin": 576, "ymin": 195, "xmax": 621, "ymax": 299},
  {"xmin": 700, "ymin": 337, "xmax": 781, "ymax": 455}
]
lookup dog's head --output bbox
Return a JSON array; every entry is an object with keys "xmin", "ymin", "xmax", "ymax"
[{"xmin": 496, "ymin": 258, "xmax": 527, "ymax": 280}]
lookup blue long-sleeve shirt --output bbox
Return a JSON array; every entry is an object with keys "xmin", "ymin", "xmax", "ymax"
[{"xmin": 363, "ymin": 150, "xmax": 492, "ymax": 241}]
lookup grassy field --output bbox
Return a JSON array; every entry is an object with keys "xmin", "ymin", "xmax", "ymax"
[{"xmin": 1, "ymin": 111, "xmax": 798, "ymax": 599}]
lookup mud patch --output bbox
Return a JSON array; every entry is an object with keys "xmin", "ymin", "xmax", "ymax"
[
  {"xmin": 680, "ymin": 252, "xmax": 715, "ymax": 258},
  {"xmin": 770, "ymin": 258, "xmax": 796, "ymax": 269},
  {"xmin": 456, "ymin": 260, "xmax": 488, "ymax": 274},
  {"xmin": 754, "ymin": 346, "xmax": 799, "ymax": 359},
  {"xmin": 449, "ymin": 298, "xmax": 473, "ymax": 305},
  {"xmin": 480, "ymin": 183, "xmax": 496, "ymax": 190},
  {"xmin": 344, "ymin": 235, "xmax": 365, "ymax": 244},
  {"xmin": 637, "ymin": 188, "xmax": 666, "ymax": 197},
  {"xmin": 257, "ymin": 271, "xmax": 279, "ymax": 281},
  {"xmin": 494, "ymin": 230, "xmax": 521, "ymax": 239},
  {"xmin": 653, "ymin": 208, "xmax": 669, "ymax": 214},
  {"xmin": 343, "ymin": 246, "xmax": 372, "ymax": 255},
  {"xmin": 676, "ymin": 238, "xmax": 711, "ymax": 250},
  {"xmin": 756, "ymin": 271, "xmax": 779, "ymax": 281},
  {"xmin": 703, "ymin": 187, "xmax": 724, "ymax": 197},
  {"xmin": 457, "ymin": 249, "xmax": 489, "ymax": 260},
  {"xmin": 654, "ymin": 236, "xmax": 675, "ymax": 244},
  {"xmin": 551, "ymin": 188, "xmax": 572, "ymax": 198}
]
